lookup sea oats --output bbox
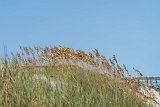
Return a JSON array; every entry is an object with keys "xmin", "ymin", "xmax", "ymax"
[
  {"xmin": 133, "ymin": 68, "xmax": 143, "ymax": 77},
  {"xmin": 9, "ymin": 46, "xmax": 158, "ymax": 106}
]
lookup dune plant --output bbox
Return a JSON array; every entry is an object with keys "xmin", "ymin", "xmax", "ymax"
[{"xmin": 0, "ymin": 46, "xmax": 158, "ymax": 107}]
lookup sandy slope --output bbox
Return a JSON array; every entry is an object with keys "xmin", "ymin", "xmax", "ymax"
[
  {"xmin": 140, "ymin": 86, "xmax": 160, "ymax": 107},
  {"xmin": 33, "ymin": 74, "xmax": 160, "ymax": 107}
]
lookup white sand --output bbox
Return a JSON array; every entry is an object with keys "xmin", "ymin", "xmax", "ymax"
[{"xmin": 140, "ymin": 86, "xmax": 160, "ymax": 107}]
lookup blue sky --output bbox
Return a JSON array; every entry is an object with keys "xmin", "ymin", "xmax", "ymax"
[{"xmin": 0, "ymin": 0, "xmax": 160, "ymax": 76}]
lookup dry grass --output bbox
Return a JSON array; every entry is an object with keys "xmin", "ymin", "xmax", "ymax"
[{"xmin": 0, "ymin": 46, "xmax": 158, "ymax": 106}]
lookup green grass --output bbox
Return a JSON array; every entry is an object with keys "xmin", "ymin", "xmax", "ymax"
[
  {"xmin": 0, "ymin": 46, "xmax": 154, "ymax": 107},
  {"xmin": 0, "ymin": 65, "xmax": 149, "ymax": 107}
]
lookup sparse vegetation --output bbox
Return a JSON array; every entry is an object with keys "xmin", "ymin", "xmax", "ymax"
[{"xmin": 0, "ymin": 46, "xmax": 158, "ymax": 107}]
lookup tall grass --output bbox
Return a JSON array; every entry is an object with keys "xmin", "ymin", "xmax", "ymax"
[{"xmin": 0, "ymin": 46, "xmax": 157, "ymax": 107}]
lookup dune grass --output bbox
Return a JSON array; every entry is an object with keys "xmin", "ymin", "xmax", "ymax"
[{"xmin": 0, "ymin": 46, "xmax": 156, "ymax": 107}]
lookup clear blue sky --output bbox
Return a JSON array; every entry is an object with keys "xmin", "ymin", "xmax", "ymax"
[{"xmin": 0, "ymin": 0, "xmax": 160, "ymax": 76}]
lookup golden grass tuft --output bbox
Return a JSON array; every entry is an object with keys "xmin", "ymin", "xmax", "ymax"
[{"xmin": 0, "ymin": 46, "xmax": 157, "ymax": 106}]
